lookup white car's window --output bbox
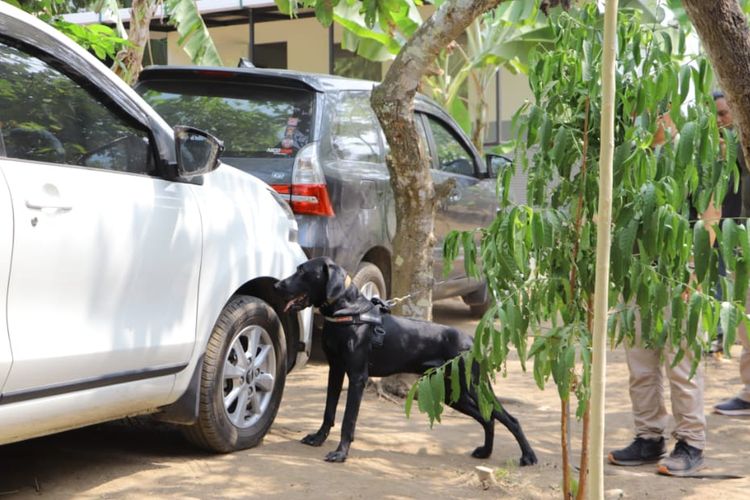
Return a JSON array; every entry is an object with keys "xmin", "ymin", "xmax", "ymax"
[
  {"xmin": 0, "ymin": 40, "xmax": 154, "ymax": 174},
  {"xmin": 427, "ymin": 116, "xmax": 476, "ymax": 177}
]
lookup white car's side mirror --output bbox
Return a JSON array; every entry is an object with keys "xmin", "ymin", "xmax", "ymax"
[{"xmin": 174, "ymin": 126, "xmax": 224, "ymax": 179}]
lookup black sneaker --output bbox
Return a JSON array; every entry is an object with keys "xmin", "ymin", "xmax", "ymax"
[
  {"xmin": 714, "ymin": 397, "xmax": 750, "ymax": 416},
  {"xmin": 657, "ymin": 440, "xmax": 704, "ymax": 477},
  {"xmin": 608, "ymin": 437, "xmax": 666, "ymax": 466}
]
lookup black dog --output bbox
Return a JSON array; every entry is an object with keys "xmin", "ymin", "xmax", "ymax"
[{"xmin": 275, "ymin": 257, "xmax": 537, "ymax": 465}]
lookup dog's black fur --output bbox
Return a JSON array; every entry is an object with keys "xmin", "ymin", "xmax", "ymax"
[{"xmin": 275, "ymin": 257, "xmax": 537, "ymax": 465}]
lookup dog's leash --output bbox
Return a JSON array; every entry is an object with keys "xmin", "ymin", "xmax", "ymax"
[{"xmin": 385, "ymin": 276, "xmax": 471, "ymax": 308}]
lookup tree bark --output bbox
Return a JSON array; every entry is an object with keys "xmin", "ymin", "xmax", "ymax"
[
  {"xmin": 682, "ymin": 1, "xmax": 750, "ymax": 174},
  {"xmin": 370, "ymin": 0, "xmax": 504, "ymax": 320},
  {"xmin": 112, "ymin": 0, "xmax": 157, "ymax": 85}
]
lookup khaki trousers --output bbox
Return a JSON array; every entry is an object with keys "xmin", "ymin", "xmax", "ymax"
[{"xmin": 625, "ymin": 313, "xmax": 706, "ymax": 450}]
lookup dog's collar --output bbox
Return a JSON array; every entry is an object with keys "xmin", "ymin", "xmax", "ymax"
[{"xmin": 323, "ymin": 309, "xmax": 382, "ymax": 326}]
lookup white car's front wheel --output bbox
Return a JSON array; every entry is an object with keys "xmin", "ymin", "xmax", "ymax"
[{"xmin": 184, "ymin": 295, "xmax": 286, "ymax": 453}]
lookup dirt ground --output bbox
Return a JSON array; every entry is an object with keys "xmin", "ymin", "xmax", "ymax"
[{"xmin": 1, "ymin": 298, "xmax": 750, "ymax": 499}]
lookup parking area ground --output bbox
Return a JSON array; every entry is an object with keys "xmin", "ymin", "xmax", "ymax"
[{"xmin": 2, "ymin": 298, "xmax": 749, "ymax": 499}]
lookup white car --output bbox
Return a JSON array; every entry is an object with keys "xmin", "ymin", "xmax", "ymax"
[{"xmin": 0, "ymin": 4, "xmax": 312, "ymax": 452}]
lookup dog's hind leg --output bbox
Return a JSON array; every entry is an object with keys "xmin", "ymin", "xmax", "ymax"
[
  {"xmin": 302, "ymin": 361, "xmax": 345, "ymax": 447},
  {"xmin": 491, "ymin": 398, "xmax": 537, "ymax": 466},
  {"xmin": 450, "ymin": 363, "xmax": 537, "ymax": 466},
  {"xmin": 447, "ymin": 392, "xmax": 495, "ymax": 459}
]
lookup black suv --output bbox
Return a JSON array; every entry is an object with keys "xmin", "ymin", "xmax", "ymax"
[{"xmin": 137, "ymin": 66, "xmax": 505, "ymax": 315}]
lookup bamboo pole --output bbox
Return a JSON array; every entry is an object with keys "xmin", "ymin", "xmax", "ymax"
[{"xmin": 589, "ymin": 0, "xmax": 619, "ymax": 498}]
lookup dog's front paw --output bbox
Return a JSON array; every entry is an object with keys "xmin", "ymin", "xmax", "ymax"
[
  {"xmin": 471, "ymin": 446, "xmax": 492, "ymax": 459},
  {"xmin": 520, "ymin": 451, "xmax": 538, "ymax": 466},
  {"xmin": 301, "ymin": 432, "xmax": 327, "ymax": 447},
  {"xmin": 324, "ymin": 450, "xmax": 348, "ymax": 463}
]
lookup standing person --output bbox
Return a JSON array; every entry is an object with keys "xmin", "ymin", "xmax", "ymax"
[
  {"xmin": 608, "ymin": 113, "xmax": 707, "ymax": 477},
  {"xmin": 712, "ymin": 91, "xmax": 750, "ymax": 416},
  {"xmin": 709, "ymin": 91, "xmax": 748, "ymax": 355}
]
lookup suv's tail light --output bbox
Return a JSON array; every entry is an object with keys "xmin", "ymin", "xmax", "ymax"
[{"xmin": 272, "ymin": 143, "xmax": 334, "ymax": 217}]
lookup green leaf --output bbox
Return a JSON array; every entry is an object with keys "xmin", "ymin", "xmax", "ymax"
[
  {"xmin": 618, "ymin": 217, "xmax": 639, "ymax": 256},
  {"xmin": 735, "ymin": 257, "xmax": 749, "ymax": 303},
  {"xmin": 531, "ymin": 211, "xmax": 545, "ymax": 250},
  {"xmin": 449, "ymin": 98, "xmax": 471, "ymax": 136},
  {"xmin": 721, "ymin": 218, "xmax": 739, "ymax": 270},
  {"xmin": 678, "ymin": 64, "xmax": 691, "ymax": 104},
  {"xmin": 449, "ymin": 357, "xmax": 461, "ymax": 404},
  {"xmin": 315, "ymin": 0, "xmax": 334, "ymax": 27},
  {"xmin": 693, "ymin": 220, "xmax": 711, "ymax": 283},
  {"xmin": 720, "ymin": 302, "xmax": 738, "ymax": 352},
  {"xmin": 677, "ymin": 121, "xmax": 697, "ymax": 167},
  {"xmin": 430, "ymin": 370, "xmax": 445, "ymax": 423},
  {"xmin": 462, "ymin": 231, "xmax": 479, "ymax": 279},
  {"xmin": 274, "ymin": 0, "xmax": 296, "ymax": 15},
  {"xmin": 442, "ymin": 231, "xmax": 461, "ymax": 276},
  {"xmin": 404, "ymin": 378, "xmax": 419, "ymax": 418},
  {"xmin": 687, "ymin": 292, "xmax": 702, "ymax": 348},
  {"xmin": 417, "ymin": 376, "xmax": 435, "ymax": 426}
]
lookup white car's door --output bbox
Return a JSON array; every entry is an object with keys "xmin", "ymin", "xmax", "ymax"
[
  {"xmin": 0, "ymin": 168, "xmax": 12, "ymax": 391},
  {"xmin": 0, "ymin": 40, "xmax": 202, "ymax": 400}
]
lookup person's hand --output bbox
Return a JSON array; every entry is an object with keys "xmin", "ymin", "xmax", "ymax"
[{"xmin": 651, "ymin": 113, "xmax": 677, "ymax": 147}]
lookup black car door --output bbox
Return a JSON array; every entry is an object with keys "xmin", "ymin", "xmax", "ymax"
[{"xmin": 418, "ymin": 113, "xmax": 498, "ymax": 296}]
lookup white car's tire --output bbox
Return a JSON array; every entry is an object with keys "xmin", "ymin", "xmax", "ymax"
[{"xmin": 184, "ymin": 296, "xmax": 286, "ymax": 453}]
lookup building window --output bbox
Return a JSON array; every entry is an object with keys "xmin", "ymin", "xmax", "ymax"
[
  {"xmin": 254, "ymin": 42, "xmax": 287, "ymax": 70},
  {"xmin": 332, "ymin": 43, "xmax": 381, "ymax": 81},
  {"xmin": 143, "ymin": 39, "xmax": 167, "ymax": 67}
]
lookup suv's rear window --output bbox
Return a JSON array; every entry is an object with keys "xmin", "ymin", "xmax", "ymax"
[{"xmin": 139, "ymin": 81, "xmax": 314, "ymax": 158}]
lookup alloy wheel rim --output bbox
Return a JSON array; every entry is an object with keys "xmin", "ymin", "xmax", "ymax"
[
  {"xmin": 221, "ymin": 325, "xmax": 276, "ymax": 429},
  {"xmin": 360, "ymin": 281, "xmax": 381, "ymax": 300}
]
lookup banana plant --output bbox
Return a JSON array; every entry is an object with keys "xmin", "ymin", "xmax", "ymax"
[{"xmin": 423, "ymin": 1, "xmax": 553, "ymax": 151}]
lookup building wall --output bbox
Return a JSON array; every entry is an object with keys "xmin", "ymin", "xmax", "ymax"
[
  {"xmin": 500, "ymin": 68, "xmax": 534, "ymax": 123},
  {"xmin": 166, "ymin": 17, "xmax": 329, "ymax": 73}
]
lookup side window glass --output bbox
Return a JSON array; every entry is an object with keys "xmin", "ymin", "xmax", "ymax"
[
  {"xmin": 331, "ymin": 91, "xmax": 381, "ymax": 163},
  {"xmin": 427, "ymin": 116, "xmax": 475, "ymax": 177},
  {"xmin": 0, "ymin": 41, "xmax": 153, "ymax": 174}
]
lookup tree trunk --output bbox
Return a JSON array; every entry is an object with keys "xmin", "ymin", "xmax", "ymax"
[
  {"xmin": 112, "ymin": 0, "xmax": 157, "ymax": 85},
  {"xmin": 682, "ymin": 1, "xmax": 750, "ymax": 174},
  {"xmin": 370, "ymin": 0, "xmax": 504, "ymax": 320},
  {"xmin": 561, "ymin": 398, "xmax": 572, "ymax": 499},
  {"xmin": 589, "ymin": 0, "xmax": 619, "ymax": 498}
]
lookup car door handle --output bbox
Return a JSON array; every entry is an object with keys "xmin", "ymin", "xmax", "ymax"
[{"xmin": 25, "ymin": 198, "xmax": 73, "ymax": 211}]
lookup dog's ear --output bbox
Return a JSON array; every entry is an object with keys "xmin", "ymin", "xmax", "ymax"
[{"xmin": 324, "ymin": 258, "xmax": 349, "ymax": 303}]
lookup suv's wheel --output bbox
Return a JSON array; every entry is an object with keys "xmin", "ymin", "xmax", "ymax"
[
  {"xmin": 352, "ymin": 262, "xmax": 387, "ymax": 299},
  {"xmin": 183, "ymin": 295, "xmax": 286, "ymax": 453}
]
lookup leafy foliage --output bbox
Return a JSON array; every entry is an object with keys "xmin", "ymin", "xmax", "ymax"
[
  {"xmin": 415, "ymin": 2, "xmax": 748, "ymax": 429},
  {"xmin": 423, "ymin": 1, "xmax": 554, "ymax": 144},
  {"xmin": 11, "ymin": 0, "xmax": 129, "ymax": 61}
]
